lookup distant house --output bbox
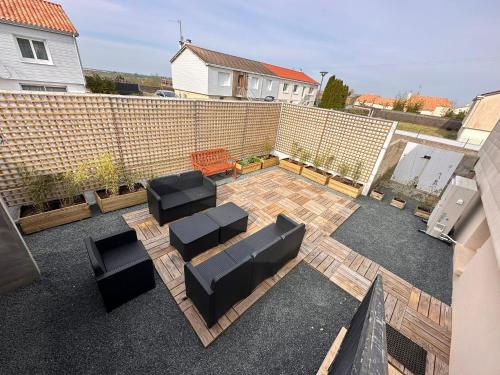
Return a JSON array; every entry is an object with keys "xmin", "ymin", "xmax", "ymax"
[
  {"xmin": 457, "ymin": 90, "xmax": 500, "ymax": 145},
  {"xmin": 170, "ymin": 44, "xmax": 318, "ymax": 105},
  {"xmin": 354, "ymin": 93, "xmax": 453, "ymax": 116},
  {"xmin": 0, "ymin": 0, "xmax": 85, "ymax": 92}
]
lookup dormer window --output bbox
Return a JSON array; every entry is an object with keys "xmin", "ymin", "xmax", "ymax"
[{"xmin": 16, "ymin": 37, "xmax": 52, "ymax": 64}]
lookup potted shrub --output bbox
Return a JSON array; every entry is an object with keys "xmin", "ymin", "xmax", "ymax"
[
  {"xmin": 236, "ymin": 156, "xmax": 262, "ymax": 174},
  {"xmin": 328, "ymin": 161, "xmax": 364, "ymax": 198},
  {"xmin": 279, "ymin": 142, "xmax": 303, "ymax": 174},
  {"xmin": 260, "ymin": 139, "xmax": 279, "ymax": 169},
  {"xmin": 301, "ymin": 154, "xmax": 332, "ymax": 185},
  {"xmin": 370, "ymin": 188, "xmax": 385, "ymax": 201},
  {"xmin": 93, "ymin": 153, "xmax": 147, "ymax": 213},
  {"xmin": 17, "ymin": 164, "xmax": 92, "ymax": 234}
]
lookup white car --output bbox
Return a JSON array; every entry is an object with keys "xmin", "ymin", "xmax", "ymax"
[{"xmin": 155, "ymin": 90, "xmax": 178, "ymax": 98}]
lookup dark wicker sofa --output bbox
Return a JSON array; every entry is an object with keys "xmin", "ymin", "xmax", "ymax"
[
  {"xmin": 85, "ymin": 229, "xmax": 155, "ymax": 312},
  {"xmin": 147, "ymin": 170, "xmax": 216, "ymax": 226},
  {"xmin": 184, "ymin": 214, "xmax": 305, "ymax": 327}
]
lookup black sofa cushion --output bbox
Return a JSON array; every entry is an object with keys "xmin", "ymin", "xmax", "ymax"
[
  {"xmin": 100, "ymin": 241, "xmax": 149, "ymax": 271},
  {"xmin": 180, "ymin": 170, "xmax": 203, "ymax": 189},
  {"xmin": 196, "ymin": 251, "xmax": 236, "ymax": 287},
  {"xmin": 149, "ymin": 175, "xmax": 180, "ymax": 195}
]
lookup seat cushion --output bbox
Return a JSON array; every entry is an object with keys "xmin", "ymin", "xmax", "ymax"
[
  {"xmin": 183, "ymin": 186, "xmax": 213, "ymax": 201},
  {"xmin": 161, "ymin": 187, "xmax": 213, "ymax": 210},
  {"xmin": 239, "ymin": 224, "xmax": 284, "ymax": 252},
  {"xmin": 101, "ymin": 241, "xmax": 148, "ymax": 271},
  {"xmin": 150, "ymin": 175, "xmax": 180, "ymax": 196},
  {"xmin": 194, "ymin": 251, "xmax": 236, "ymax": 285},
  {"xmin": 161, "ymin": 191, "xmax": 191, "ymax": 210},
  {"xmin": 169, "ymin": 213, "xmax": 219, "ymax": 244},
  {"xmin": 205, "ymin": 202, "xmax": 248, "ymax": 227}
]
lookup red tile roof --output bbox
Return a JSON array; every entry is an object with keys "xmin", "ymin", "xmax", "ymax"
[
  {"xmin": 356, "ymin": 93, "xmax": 453, "ymax": 111},
  {"xmin": 263, "ymin": 63, "xmax": 318, "ymax": 85},
  {"xmin": 407, "ymin": 95, "xmax": 453, "ymax": 111},
  {"xmin": 355, "ymin": 94, "xmax": 395, "ymax": 107},
  {"xmin": 0, "ymin": 0, "xmax": 77, "ymax": 34}
]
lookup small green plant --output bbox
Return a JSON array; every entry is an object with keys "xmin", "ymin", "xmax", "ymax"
[
  {"xmin": 120, "ymin": 166, "xmax": 140, "ymax": 193},
  {"xmin": 239, "ymin": 156, "xmax": 261, "ymax": 166},
  {"xmin": 290, "ymin": 142, "xmax": 300, "ymax": 161},
  {"xmin": 299, "ymin": 149, "xmax": 311, "ymax": 165},
  {"xmin": 337, "ymin": 162, "xmax": 350, "ymax": 179},
  {"xmin": 262, "ymin": 139, "xmax": 273, "ymax": 157},
  {"xmin": 323, "ymin": 155, "xmax": 336, "ymax": 171},
  {"xmin": 312, "ymin": 154, "xmax": 325, "ymax": 171},
  {"xmin": 351, "ymin": 161, "xmax": 363, "ymax": 185},
  {"xmin": 55, "ymin": 162, "xmax": 89, "ymax": 207},
  {"xmin": 93, "ymin": 152, "xmax": 121, "ymax": 196},
  {"xmin": 18, "ymin": 167, "xmax": 55, "ymax": 213}
]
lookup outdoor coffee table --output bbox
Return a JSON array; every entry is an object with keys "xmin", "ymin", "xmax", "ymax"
[
  {"xmin": 169, "ymin": 213, "xmax": 219, "ymax": 261},
  {"xmin": 205, "ymin": 202, "xmax": 249, "ymax": 243}
]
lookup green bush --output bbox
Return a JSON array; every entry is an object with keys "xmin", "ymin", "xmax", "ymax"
[
  {"xmin": 93, "ymin": 153, "xmax": 121, "ymax": 195},
  {"xmin": 85, "ymin": 74, "xmax": 116, "ymax": 94},
  {"xmin": 18, "ymin": 168, "xmax": 55, "ymax": 213},
  {"xmin": 239, "ymin": 156, "xmax": 261, "ymax": 166}
]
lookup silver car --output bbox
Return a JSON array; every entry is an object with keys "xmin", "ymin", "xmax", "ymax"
[{"xmin": 155, "ymin": 90, "xmax": 178, "ymax": 98}]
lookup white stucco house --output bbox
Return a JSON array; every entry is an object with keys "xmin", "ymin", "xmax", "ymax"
[
  {"xmin": 170, "ymin": 44, "xmax": 318, "ymax": 105},
  {"xmin": 457, "ymin": 90, "xmax": 500, "ymax": 146},
  {"xmin": 0, "ymin": 0, "xmax": 85, "ymax": 93}
]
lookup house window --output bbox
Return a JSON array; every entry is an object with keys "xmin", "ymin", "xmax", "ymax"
[
  {"xmin": 217, "ymin": 72, "xmax": 230, "ymax": 87},
  {"xmin": 308, "ymin": 87, "xmax": 314, "ymax": 94},
  {"xmin": 266, "ymin": 79, "xmax": 273, "ymax": 90},
  {"xmin": 282, "ymin": 83, "xmax": 288, "ymax": 92},
  {"xmin": 293, "ymin": 84, "xmax": 299, "ymax": 94},
  {"xmin": 16, "ymin": 37, "xmax": 51, "ymax": 63},
  {"xmin": 250, "ymin": 77, "xmax": 259, "ymax": 90},
  {"xmin": 21, "ymin": 84, "xmax": 67, "ymax": 92}
]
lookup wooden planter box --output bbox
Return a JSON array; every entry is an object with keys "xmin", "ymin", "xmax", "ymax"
[
  {"xmin": 279, "ymin": 158, "xmax": 302, "ymax": 174},
  {"xmin": 236, "ymin": 160, "xmax": 262, "ymax": 175},
  {"xmin": 370, "ymin": 190, "xmax": 385, "ymax": 201},
  {"xmin": 95, "ymin": 186, "xmax": 147, "ymax": 213},
  {"xmin": 415, "ymin": 206, "xmax": 432, "ymax": 219},
  {"xmin": 301, "ymin": 166, "xmax": 330, "ymax": 185},
  {"xmin": 328, "ymin": 177, "xmax": 363, "ymax": 198},
  {"xmin": 260, "ymin": 155, "xmax": 279, "ymax": 169},
  {"xmin": 18, "ymin": 197, "xmax": 91, "ymax": 234},
  {"xmin": 390, "ymin": 197, "xmax": 407, "ymax": 209}
]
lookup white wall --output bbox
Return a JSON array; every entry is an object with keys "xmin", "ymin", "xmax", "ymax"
[
  {"xmin": 207, "ymin": 66, "xmax": 232, "ymax": 97},
  {"xmin": 457, "ymin": 127, "xmax": 491, "ymax": 146},
  {"xmin": 0, "ymin": 23, "xmax": 85, "ymax": 91},
  {"xmin": 277, "ymin": 80, "xmax": 317, "ymax": 105},
  {"xmin": 171, "ymin": 48, "xmax": 208, "ymax": 96},
  {"xmin": 246, "ymin": 73, "xmax": 279, "ymax": 99}
]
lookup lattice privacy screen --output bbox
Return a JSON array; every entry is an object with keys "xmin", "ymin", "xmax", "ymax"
[
  {"xmin": 276, "ymin": 104, "xmax": 394, "ymax": 182},
  {"xmin": 0, "ymin": 92, "xmax": 280, "ymax": 206},
  {"xmin": 0, "ymin": 93, "xmax": 393, "ymax": 206}
]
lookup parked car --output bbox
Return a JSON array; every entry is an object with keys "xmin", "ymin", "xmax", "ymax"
[
  {"xmin": 264, "ymin": 96, "xmax": 275, "ymax": 102},
  {"xmin": 155, "ymin": 90, "xmax": 178, "ymax": 98}
]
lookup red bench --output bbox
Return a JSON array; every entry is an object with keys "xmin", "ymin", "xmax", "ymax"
[{"xmin": 191, "ymin": 148, "xmax": 237, "ymax": 179}]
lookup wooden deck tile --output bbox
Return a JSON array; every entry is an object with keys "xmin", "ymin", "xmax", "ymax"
[{"xmin": 123, "ymin": 169, "xmax": 451, "ymax": 372}]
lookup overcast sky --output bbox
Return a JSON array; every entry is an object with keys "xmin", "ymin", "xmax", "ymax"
[{"xmin": 59, "ymin": 0, "xmax": 500, "ymax": 105}]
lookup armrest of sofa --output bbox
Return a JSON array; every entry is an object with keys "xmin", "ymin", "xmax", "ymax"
[
  {"xmin": 147, "ymin": 186, "xmax": 161, "ymax": 202},
  {"xmin": 202, "ymin": 175, "xmax": 217, "ymax": 194},
  {"xmin": 276, "ymin": 213, "xmax": 300, "ymax": 232},
  {"xmin": 94, "ymin": 229, "xmax": 138, "ymax": 252},
  {"xmin": 85, "ymin": 237, "xmax": 106, "ymax": 276},
  {"xmin": 185, "ymin": 263, "xmax": 213, "ymax": 296}
]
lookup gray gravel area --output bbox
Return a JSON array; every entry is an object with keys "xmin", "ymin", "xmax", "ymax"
[
  {"xmin": 332, "ymin": 189, "xmax": 453, "ymax": 304},
  {"xmin": 0, "ymin": 204, "xmax": 358, "ymax": 374}
]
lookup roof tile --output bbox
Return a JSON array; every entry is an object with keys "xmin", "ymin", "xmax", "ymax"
[{"xmin": 0, "ymin": 0, "xmax": 77, "ymax": 34}]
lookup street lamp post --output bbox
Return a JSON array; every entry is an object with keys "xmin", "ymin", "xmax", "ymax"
[{"xmin": 316, "ymin": 71, "xmax": 328, "ymax": 106}]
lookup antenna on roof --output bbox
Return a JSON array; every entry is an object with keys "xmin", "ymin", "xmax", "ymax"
[{"xmin": 168, "ymin": 19, "xmax": 184, "ymax": 48}]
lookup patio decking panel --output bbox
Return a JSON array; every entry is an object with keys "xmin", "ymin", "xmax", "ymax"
[{"xmin": 122, "ymin": 169, "xmax": 451, "ymax": 374}]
